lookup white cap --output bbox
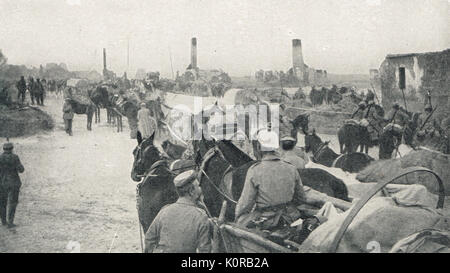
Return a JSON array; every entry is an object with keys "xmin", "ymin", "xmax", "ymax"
[{"xmin": 257, "ymin": 129, "xmax": 279, "ymax": 151}]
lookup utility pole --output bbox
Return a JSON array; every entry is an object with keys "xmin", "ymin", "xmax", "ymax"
[
  {"xmin": 168, "ymin": 46, "xmax": 175, "ymax": 80},
  {"xmin": 127, "ymin": 36, "xmax": 130, "ymax": 73}
]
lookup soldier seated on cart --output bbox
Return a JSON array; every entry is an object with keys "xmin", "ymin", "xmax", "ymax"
[{"xmin": 235, "ymin": 130, "xmax": 307, "ymax": 231}]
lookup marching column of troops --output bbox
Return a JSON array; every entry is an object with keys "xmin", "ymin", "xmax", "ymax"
[{"xmin": 15, "ymin": 76, "xmax": 46, "ymax": 105}]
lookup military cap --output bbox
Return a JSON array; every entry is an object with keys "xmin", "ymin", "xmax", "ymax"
[
  {"xmin": 280, "ymin": 136, "xmax": 296, "ymax": 142},
  {"xmin": 358, "ymin": 101, "xmax": 366, "ymax": 107},
  {"xmin": 140, "ymin": 102, "xmax": 146, "ymax": 107},
  {"xmin": 424, "ymin": 103, "xmax": 432, "ymax": 111},
  {"xmin": 3, "ymin": 142, "xmax": 14, "ymax": 150},
  {"xmin": 393, "ymin": 102, "xmax": 400, "ymax": 108},
  {"xmin": 174, "ymin": 170, "xmax": 197, "ymax": 188},
  {"xmin": 257, "ymin": 129, "xmax": 279, "ymax": 151}
]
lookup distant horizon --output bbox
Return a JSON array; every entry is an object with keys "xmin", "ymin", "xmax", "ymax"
[{"xmin": 1, "ymin": 0, "xmax": 448, "ymax": 78}]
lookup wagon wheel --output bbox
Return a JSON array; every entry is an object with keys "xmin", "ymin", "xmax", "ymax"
[{"xmin": 329, "ymin": 166, "xmax": 445, "ymax": 253}]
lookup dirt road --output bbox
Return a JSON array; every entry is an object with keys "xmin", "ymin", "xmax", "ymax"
[{"xmin": 0, "ymin": 96, "xmax": 141, "ymax": 253}]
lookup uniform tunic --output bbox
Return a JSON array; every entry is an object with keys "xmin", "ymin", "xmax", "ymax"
[
  {"xmin": 235, "ymin": 153, "xmax": 306, "ymax": 225},
  {"xmin": 0, "ymin": 150, "xmax": 24, "ymax": 215},
  {"xmin": 144, "ymin": 197, "xmax": 212, "ymax": 253},
  {"xmin": 281, "ymin": 150, "xmax": 306, "ymax": 172},
  {"xmin": 0, "ymin": 151, "xmax": 24, "ymax": 189},
  {"xmin": 364, "ymin": 103, "xmax": 384, "ymax": 140},
  {"xmin": 63, "ymin": 101, "xmax": 74, "ymax": 120},
  {"xmin": 137, "ymin": 108, "xmax": 156, "ymax": 139}
]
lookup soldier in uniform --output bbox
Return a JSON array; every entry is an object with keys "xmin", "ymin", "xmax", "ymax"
[
  {"xmin": 363, "ymin": 99, "xmax": 384, "ymax": 143},
  {"xmin": 63, "ymin": 98, "xmax": 74, "ymax": 136},
  {"xmin": 364, "ymin": 89, "xmax": 375, "ymax": 104},
  {"xmin": 28, "ymin": 77, "xmax": 36, "ymax": 105},
  {"xmin": 16, "ymin": 76, "xmax": 27, "ymax": 104},
  {"xmin": 35, "ymin": 78, "xmax": 45, "ymax": 106},
  {"xmin": 416, "ymin": 101, "xmax": 440, "ymax": 141},
  {"xmin": 235, "ymin": 129, "xmax": 306, "ymax": 229},
  {"xmin": 0, "ymin": 142, "xmax": 25, "ymax": 228},
  {"xmin": 144, "ymin": 170, "xmax": 212, "ymax": 253},
  {"xmin": 137, "ymin": 102, "xmax": 157, "ymax": 145},
  {"xmin": 383, "ymin": 102, "xmax": 410, "ymax": 147},
  {"xmin": 280, "ymin": 136, "xmax": 306, "ymax": 172},
  {"xmin": 351, "ymin": 101, "xmax": 367, "ymax": 120},
  {"xmin": 278, "ymin": 104, "xmax": 295, "ymax": 141}
]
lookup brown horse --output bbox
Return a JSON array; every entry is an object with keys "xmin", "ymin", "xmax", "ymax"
[
  {"xmin": 305, "ymin": 129, "xmax": 374, "ymax": 172},
  {"xmin": 67, "ymin": 98, "xmax": 95, "ymax": 131}
]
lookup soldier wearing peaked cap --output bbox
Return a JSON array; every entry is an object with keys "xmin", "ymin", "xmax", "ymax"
[
  {"xmin": 0, "ymin": 142, "xmax": 25, "ymax": 228},
  {"xmin": 280, "ymin": 136, "xmax": 306, "ymax": 172},
  {"xmin": 144, "ymin": 170, "xmax": 212, "ymax": 253},
  {"xmin": 235, "ymin": 129, "xmax": 307, "ymax": 230}
]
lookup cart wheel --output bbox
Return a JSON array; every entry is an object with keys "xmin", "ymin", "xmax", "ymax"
[{"xmin": 329, "ymin": 166, "xmax": 445, "ymax": 253}]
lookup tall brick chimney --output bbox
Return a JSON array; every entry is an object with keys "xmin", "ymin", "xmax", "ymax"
[
  {"xmin": 191, "ymin": 37, "xmax": 197, "ymax": 69},
  {"xmin": 292, "ymin": 39, "xmax": 305, "ymax": 80},
  {"xmin": 292, "ymin": 39, "xmax": 304, "ymax": 70},
  {"xmin": 103, "ymin": 48, "xmax": 107, "ymax": 71}
]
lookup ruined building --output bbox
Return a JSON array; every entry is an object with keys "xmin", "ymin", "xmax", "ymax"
[
  {"xmin": 256, "ymin": 39, "xmax": 328, "ymax": 86},
  {"xmin": 179, "ymin": 37, "xmax": 232, "ymax": 96},
  {"xmin": 289, "ymin": 39, "xmax": 328, "ymax": 86},
  {"xmin": 379, "ymin": 48, "xmax": 450, "ymax": 121}
]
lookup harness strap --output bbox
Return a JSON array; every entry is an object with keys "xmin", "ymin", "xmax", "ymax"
[
  {"xmin": 312, "ymin": 142, "xmax": 328, "ymax": 162},
  {"xmin": 331, "ymin": 154, "xmax": 346, "ymax": 168}
]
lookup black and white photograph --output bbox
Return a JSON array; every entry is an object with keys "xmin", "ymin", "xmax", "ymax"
[{"xmin": 0, "ymin": 0, "xmax": 449, "ymax": 258}]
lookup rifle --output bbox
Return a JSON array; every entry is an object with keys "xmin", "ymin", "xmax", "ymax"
[{"xmin": 419, "ymin": 106, "xmax": 438, "ymax": 131}]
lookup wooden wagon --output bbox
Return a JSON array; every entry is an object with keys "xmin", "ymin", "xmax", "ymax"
[{"xmin": 214, "ymin": 167, "xmax": 445, "ymax": 253}]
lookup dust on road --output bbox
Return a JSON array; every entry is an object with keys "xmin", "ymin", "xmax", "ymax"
[{"xmin": 0, "ymin": 96, "xmax": 141, "ymax": 253}]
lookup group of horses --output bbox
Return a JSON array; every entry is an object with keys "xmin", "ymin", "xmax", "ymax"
[
  {"xmin": 63, "ymin": 84, "xmax": 141, "ymax": 134},
  {"xmin": 127, "ymin": 92, "xmax": 450, "ymax": 251},
  {"xmin": 129, "ymin": 110, "xmax": 377, "ymax": 237}
]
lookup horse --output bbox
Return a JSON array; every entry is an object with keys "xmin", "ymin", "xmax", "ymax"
[
  {"xmin": 378, "ymin": 112, "xmax": 420, "ymax": 159},
  {"xmin": 305, "ymin": 129, "xmax": 374, "ymax": 173},
  {"xmin": 337, "ymin": 122, "xmax": 371, "ymax": 154},
  {"xmin": 325, "ymin": 86, "xmax": 342, "ymax": 105},
  {"xmin": 110, "ymin": 95, "xmax": 139, "ymax": 138},
  {"xmin": 88, "ymin": 85, "xmax": 110, "ymax": 124},
  {"xmin": 309, "ymin": 87, "xmax": 325, "ymax": 107},
  {"xmin": 130, "ymin": 134, "xmax": 179, "ymax": 233},
  {"xmin": 135, "ymin": 160, "xmax": 177, "ymax": 233},
  {"xmin": 161, "ymin": 140, "xmax": 187, "ymax": 160},
  {"xmin": 66, "ymin": 98, "xmax": 95, "ymax": 131}
]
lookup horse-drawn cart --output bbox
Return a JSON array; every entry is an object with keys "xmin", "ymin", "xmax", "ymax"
[{"xmin": 214, "ymin": 167, "xmax": 446, "ymax": 253}]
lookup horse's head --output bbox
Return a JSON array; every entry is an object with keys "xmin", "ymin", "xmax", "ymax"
[
  {"xmin": 304, "ymin": 129, "xmax": 322, "ymax": 153},
  {"xmin": 192, "ymin": 134, "xmax": 216, "ymax": 166},
  {"xmin": 292, "ymin": 113, "xmax": 309, "ymax": 135},
  {"xmin": 131, "ymin": 135, "xmax": 163, "ymax": 182}
]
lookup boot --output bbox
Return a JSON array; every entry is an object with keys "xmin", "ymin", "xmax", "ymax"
[
  {"xmin": 7, "ymin": 203, "xmax": 17, "ymax": 228},
  {"xmin": 0, "ymin": 206, "xmax": 7, "ymax": 226}
]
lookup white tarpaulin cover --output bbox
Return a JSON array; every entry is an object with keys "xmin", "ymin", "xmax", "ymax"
[{"xmin": 298, "ymin": 184, "xmax": 449, "ymax": 253}]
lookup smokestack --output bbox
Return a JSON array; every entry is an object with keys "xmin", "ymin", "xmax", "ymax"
[
  {"xmin": 103, "ymin": 48, "xmax": 107, "ymax": 70},
  {"xmin": 292, "ymin": 39, "xmax": 304, "ymax": 69},
  {"xmin": 191, "ymin": 37, "xmax": 197, "ymax": 69}
]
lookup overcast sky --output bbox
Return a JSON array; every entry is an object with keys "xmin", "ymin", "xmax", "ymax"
[{"xmin": 0, "ymin": 0, "xmax": 448, "ymax": 77}]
